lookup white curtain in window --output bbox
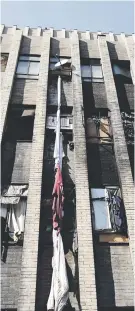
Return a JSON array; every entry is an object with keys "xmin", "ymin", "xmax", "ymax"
[
  {"xmin": 91, "ymin": 188, "xmax": 111, "ymax": 230},
  {"xmin": 81, "ymin": 65, "xmax": 91, "ymax": 78},
  {"xmin": 8, "ymin": 199, "xmax": 27, "ymax": 241},
  {"xmin": 113, "ymin": 64, "xmax": 131, "ymax": 78},
  {"xmin": 29, "ymin": 61, "xmax": 40, "ymax": 75},
  {"xmin": 92, "ymin": 65, "xmax": 103, "ymax": 78},
  {"xmin": 16, "ymin": 61, "xmax": 29, "ymax": 74}
]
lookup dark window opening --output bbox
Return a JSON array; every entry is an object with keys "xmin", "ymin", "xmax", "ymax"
[
  {"xmin": 127, "ymin": 145, "xmax": 134, "ymax": 180},
  {"xmin": 1, "ymin": 53, "xmax": 9, "ymax": 72},
  {"xmin": 1, "ymin": 107, "xmax": 35, "ymax": 185},
  {"xmin": 16, "ymin": 55, "xmax": 40, "ymax": 79},
  {"xmin": 81, "ymin": 58, "xmax": 104, "ymax": 82},
  {"xmin": 4, "ymin": 107, "xmax": 35, "ymax": 141},
  {"xmin": 87, "ymin": 143, "xmax": 119, "ymax": 187},
  {"xmin": 112, "ymin": 60, "xmax": 132, "ymax": 84}
]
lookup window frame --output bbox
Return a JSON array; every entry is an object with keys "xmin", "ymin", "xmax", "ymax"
[
  {"xmin": 86, "ymin": 111, "xmax": 113, "ymax": 143},
  {"xmin": 81, "ymin": 58, "xmax": 104, "ymax": 83},
  {"xmin": 16, "ymin": 54, "xmax": 40, "ymax": 78},
  {"xmin": 91, "ymin": 186, "xmax": 127, "ymax": 237}
]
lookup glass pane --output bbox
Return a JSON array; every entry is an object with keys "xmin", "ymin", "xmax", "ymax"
[
  {"xmin": 16, "ymin": 61, "xmax": 29, "ymax": 74},
  {"xmin": 29, "ymin": 62, "xmax": 39, "ymax": 75},
  {"xmin": 81, "ymin": 65, "xmax": 91, "ymax": 78},
  {"xmin": 19, "ymin": 56, "xmax": 40, "ymax": 61},
  {"xmin": 91, "ymin": 188, "xmax": 111, "ymax": 230},
  {"xmin": 92, "ymin": 65, "xmax": 103, "ymax": 78},
  {"xmin": 19, "ymin": 56, "xmax": 29, "ymax": 61}
]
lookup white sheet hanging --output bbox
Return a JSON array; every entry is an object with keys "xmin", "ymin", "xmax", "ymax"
[
  {"xmin": 47, "ymin": 229, "xmax": 69, "ymax": 311},
  {"xmin": 7, "ymin": 199, "xmax": 27, "ymax": 241}
]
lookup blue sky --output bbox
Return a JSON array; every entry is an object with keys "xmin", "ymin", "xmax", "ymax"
[{"xmin": 1, "ymin": 1, "xmax": 134, "ymax": 34}]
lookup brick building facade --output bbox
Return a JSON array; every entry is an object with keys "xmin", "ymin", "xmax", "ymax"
[{"xmin": 1, "ymin": 25, "xmax": 134, "ymax": 311}]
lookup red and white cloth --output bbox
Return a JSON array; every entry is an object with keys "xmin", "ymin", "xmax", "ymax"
[{"xmin": 47, "ymin": 76, "xmax": 69, "ymax": 310}]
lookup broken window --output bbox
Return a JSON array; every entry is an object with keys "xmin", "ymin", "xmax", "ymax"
[
  {"xmin": 91, "ymin": 187, "xmax": 127, "ymax": 234},
  {"xmin": 1, "ymin": 107, "xmax": 35, "ymax": 184},
  {"xmin": 121, "ymin": 112, "xmax": 134, "ymax": 144},
  {"xmin": 86, "ymin": 112, "xmax": 112, "ymax": 143},
  {"xmin": 112, "ymin": 60, "xmax": 132, "ymax": 84},
  {"xmin": 81, "ymin": 59, "xmax": 104, "ymax": 82},
  {"xmin": 16, "ymin": 55, "xmax": 40, "ymax": 78},
  {"xmin": 1, "ymin": 53, "xmax": 9, "ymax": 72},
  {"xmin": 49, "ymin": 56, "xmax": 72, "ymax": 78}
]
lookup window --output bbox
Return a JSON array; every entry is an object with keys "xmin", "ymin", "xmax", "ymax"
[
  {"xmin": 1, "ymin": 54, "xmax": 9, "ymax": 72},
  {"xmin": 16, "ymin": 55, "xmax": 40, "ymax": 78},
  {"xmin": 112, "ymin": 61, "xmax": 132, "ymax": 84},
  {"xmin": 49, "ymin": 56, "xmax": 72, "ymax": 78},
  {"xmin": 86, "ymin": 112, "xmax": 112, "ymax": 143},
  {"xmin": 121, "ymin": 112, "xmax": 134, "ymax": 144},
  {"xmin": 1, "ymin": 185, "xmax": 28, "ymax": 252},
  {"xmin": 81, "ymin": 59, "xmax": 104, "ymax": 82},
  {"xmin": 91, "ymin": 187, "xmax": 127, "ymax": 234}
]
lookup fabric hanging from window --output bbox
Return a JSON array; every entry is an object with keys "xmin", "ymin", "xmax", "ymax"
[
  {"xmin": 1, "ymin": 185, "xmax": 28, "ymax": 204},
  {"xmin": 7, "ymin": 199, "xmax": 27, "ymax": 241}
]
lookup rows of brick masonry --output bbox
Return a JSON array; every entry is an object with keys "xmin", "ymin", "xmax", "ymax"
[{"xmin": 1, "ymin": 25, "xmax": 134, "ymax": 311}]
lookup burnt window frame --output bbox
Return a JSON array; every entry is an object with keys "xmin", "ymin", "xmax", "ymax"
[{"xmin": 86, "ymin": 110, "xmax": 113, "ymax": 144}]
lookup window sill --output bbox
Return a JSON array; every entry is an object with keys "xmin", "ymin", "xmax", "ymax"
[
  {"xmin": 16, "ymin": 74, "xmax": 39, "ymax": 80},
  {"xmin": 99, "ymin": 233, "xmax": 129, "ymax": 244}
]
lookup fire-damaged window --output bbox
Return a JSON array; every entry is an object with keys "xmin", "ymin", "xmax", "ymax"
[
  {"xmin": 49, "ymin": 56, "xmax": 72, "ymax": 78},
  {"xmin": 81, "ymin": 59, "xmax": 104, "ymax": 82},
  {"xmin": 1, "ymin": 53, "xmax": 9, "ymax": 72},
  {"xmin": 121, "ymin": 112, "xmax": 134, "ymax": 144},
  {"xmin": 91, "ymin": 187, "xmax": 127, "ymax": 234},
  {"xmin": 112, "ymin": 60, "xmax": 132, "ymax": 84},
  {"xmin": 1, "ymin": 107, "xmax": 35, "ymax": 185},
  {"xmin": 16, "ymin": 55, "xmax": 40, "ymax": 78},
  {"xmin": 86, "ymin": 112, "xmax": 112, "ymax": 143}
]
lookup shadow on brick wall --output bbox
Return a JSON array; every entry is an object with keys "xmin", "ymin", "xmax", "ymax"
[{"xmin": 94, "ymin": 244, "xmax": 115, "ymax": 308}]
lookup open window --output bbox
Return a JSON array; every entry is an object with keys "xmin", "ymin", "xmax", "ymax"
[
  {"xmin": 1, "ymin": 53, "xmax": 9, "ymax": 72},
  {"xmin": 86, "ymin": 111, "xmax": 112, "ymax": 143},
  {"xmin": 81, "ymin": 58, "xmax": 104, "ymax": 82},
  {"xmin": 91, "ymin": 187, "xmax": 128, "ymax": 242},
  {"xmin": 112, "ymin": 60, "xmax": 132, "ymax": 84},
  {"xmin": 1, "ymin": 185, "xmax": 28, "ymax": 254},
  {"xmin": 16, "ymin": 55, "xmax": 40, "ymax": 79},
  {"xmin": 1, "ymin": 107, "xmax": 35, "ymax": 185}
]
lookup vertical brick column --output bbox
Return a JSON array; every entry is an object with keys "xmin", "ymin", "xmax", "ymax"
[
  {"xmin": 98, "ymin": 36, "xmax": 135, "ymax": 271},
  {"xmin": 18, "ymin": 33, "xmax": 51, "ymax": 311},
  {"xmin": 1, "ymin": 29, "xmax": 22, "ymax": 142},
  {"xmin": 121, "ymin": 33, "xmax": 135, "ymax": 84},
  {"xmin": 71, "ymin": 31, "xmax": 98, "ymax": 311}
]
